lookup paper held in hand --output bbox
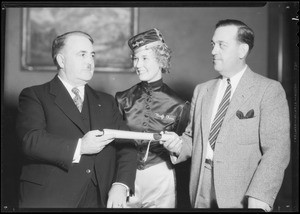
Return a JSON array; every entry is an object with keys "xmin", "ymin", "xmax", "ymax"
[{"xmin": 99, "ymin": 129, "xmax": 173, "ymax": 141}]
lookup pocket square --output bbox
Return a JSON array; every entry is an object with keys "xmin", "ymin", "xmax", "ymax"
[
  {"xmin": 245, "ymin": 109, "xmax": 254, "ymax": 119},
  {"xmin": 236, "ymin": 109, "xmax": 254, "ymax": 119}
]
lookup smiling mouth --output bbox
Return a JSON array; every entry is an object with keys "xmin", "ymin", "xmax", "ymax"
[{"xmin": 137, "ymin": 70, "xmax": 146, "ymax": 74}]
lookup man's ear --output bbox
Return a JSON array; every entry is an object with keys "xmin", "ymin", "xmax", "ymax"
[
  {"xmin": 239, "ymin": 43, "xmax": 249, "ymax": 59},
  {"xmin": 56, "ymin": 53, "xmax": 65, "ymax": 69}
]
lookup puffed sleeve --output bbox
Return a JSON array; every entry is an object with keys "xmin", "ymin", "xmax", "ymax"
[{"xmin": 174, "ymin": 101, "xmax": 191, "ymax": 135}]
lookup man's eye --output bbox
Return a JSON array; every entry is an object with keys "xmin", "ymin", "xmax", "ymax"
[{"xmin": 220, "ymin": 43, "xmax": 226, "ymax": 49}]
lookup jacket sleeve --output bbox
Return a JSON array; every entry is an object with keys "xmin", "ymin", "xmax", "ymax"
[
  {"xmin": 110, "ymin": 95, "xmax": 137, "ymax": 195},
  {"xmin": 174, "ymin": 101, "xmax": 191, "ymax": 135},
  {"xmin": 16, "ymin": 87, "xmax": 77, "ymax": 171},
  {"xmin": 245, "ymin": 81, "xmax": 291, "ymax": 207},
  {"xmin": 114, "ymin": 92, "xmax": 125, "ymax": 118},
  {"xmin": 175, "ymin": 85, "xmax": 202, "ymax": 164}
]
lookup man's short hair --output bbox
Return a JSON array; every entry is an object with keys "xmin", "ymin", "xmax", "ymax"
[{"xmin": 216, "ymin": 19, "xmax": 254, "ymax": 53}]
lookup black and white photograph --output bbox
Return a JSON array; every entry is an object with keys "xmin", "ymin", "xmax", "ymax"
[{"xmin": 1, "ymin": 1, "xmax": 298, "ymax": 212}]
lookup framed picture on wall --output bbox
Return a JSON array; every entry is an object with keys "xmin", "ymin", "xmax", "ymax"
[{"xmin": 21, "ymin": 8, "xmax": 138, "ymax": 72}]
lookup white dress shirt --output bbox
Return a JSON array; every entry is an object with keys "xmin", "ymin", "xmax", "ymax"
[{"xmin": 206, "ymin": 65, "xmax": 247, "ymax": 160}]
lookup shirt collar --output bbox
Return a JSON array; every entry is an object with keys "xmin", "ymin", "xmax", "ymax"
[
  {"xmin": 141, "ymin": 78, "xmax": 163, "ymax": 90},
  {"xmin": 58, "ymin": 75, "xmax": 85, "ymax": 99},
  {"xmin": 222, "ymin": 65, "xmax": 247, "ymax": 94}
]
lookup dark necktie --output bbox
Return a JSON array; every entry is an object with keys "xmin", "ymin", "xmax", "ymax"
[
  {"xmin": 208, "ymin": 78, "xmax": 231, "ymax": 150},
  {"xmin": 72, "ymin": 87, "xmax": 83, "ymax": 112}
]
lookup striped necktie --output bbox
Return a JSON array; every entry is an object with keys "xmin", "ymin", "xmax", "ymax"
[
  {"xmin": 72, "ymin": 87, "xmax": 83, "ymax": 112},
  {"xmin": 208, "ymin": 78, "xmax": 231, "ymax": 150}
]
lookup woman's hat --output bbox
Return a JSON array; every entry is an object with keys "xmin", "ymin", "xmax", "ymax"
[{"xmin": 128, "ymin": 28, "xmax": 165, "ymax": 53}]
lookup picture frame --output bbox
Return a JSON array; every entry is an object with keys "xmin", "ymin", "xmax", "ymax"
[{"xmin": 21, "ymin": 8, "xmax": 139, "ymax": 72}]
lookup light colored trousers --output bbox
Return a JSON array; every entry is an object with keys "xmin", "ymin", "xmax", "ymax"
[{"xmin": 125, "ymin": 161, "xmax": 176, "ymax": 208}]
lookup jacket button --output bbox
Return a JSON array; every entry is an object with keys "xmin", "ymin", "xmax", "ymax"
[{"xmin": 86, "ymin": 169, "xmax": 91, "ymax": 174}]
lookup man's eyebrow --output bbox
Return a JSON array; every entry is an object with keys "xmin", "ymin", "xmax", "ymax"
[
  {"xmin": 211, "ymin": 40, "xmax": 228, "ymax": 44},
  {"xmin": 77, "ymin": 50, "xmax": 96, "ymax": 54}
]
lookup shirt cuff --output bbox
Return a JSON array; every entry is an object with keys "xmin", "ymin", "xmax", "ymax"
[
  {"xmin": 248, "ymin": 196, "xmax": 272, "ymax": 212},
  {"xmin": 112, "ymin": 182, "xmax": 130, "ymax": 197},
  {"xmin": 72, "ymin": 138, "xmax": 82, "ymax": 163}
]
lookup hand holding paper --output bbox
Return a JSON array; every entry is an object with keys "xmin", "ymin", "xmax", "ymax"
[
  {"xmin": 81, "ymin": 130, "xmax": 114, "ymax": 155},
  {"xmin": 159, "ymin": 131, "xmax": 182, "ymax": 156}
]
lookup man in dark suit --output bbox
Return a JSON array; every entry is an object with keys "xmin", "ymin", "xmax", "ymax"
[
  {"xmin": 161, "ymin": 19, "xmax": 290, "ymax": 211},
  {"xmin": 16, "ymin": 31, "xmax": 137, "ymax": 208}
]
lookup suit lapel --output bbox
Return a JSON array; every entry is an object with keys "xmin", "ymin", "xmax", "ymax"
[
  {"xmin": 224, "ymin": 68, "xmax": 256, "ymax": 122},
  {"xmin": 202, "ymin": 78, "xmax": 221, "ymax": 144},
  {"xmin": 190, "ymin": 78, "xmax": 220, "ymax": 207},
  {"xmin": 85, "ymin": 85, "xmax": 104, "ymax": 130},
  {"xmin": 49, "ymin": 76, "xmax": 88, "ymax": 134}
]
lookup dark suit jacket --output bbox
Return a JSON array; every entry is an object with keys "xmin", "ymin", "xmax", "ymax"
[{"xmin": 16, "ymin": 75, "xmax": 137, "ymax": 208}]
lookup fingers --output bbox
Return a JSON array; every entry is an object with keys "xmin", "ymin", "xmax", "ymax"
[
  {"xmin": 107, "ymin": 202, "xmax": 124, "ymax": 208},
  {"xmin": 110, "ymin": 202, "xmax": 125, "ymax": 208},
  {"xmin": 99, "ymin": 139, "xmax": 114, "ymax": 146},
  {"xmin": 89, "ymin": 129, "xmax": 104, "ymax": 137},
  {"xmin": 167, "ymin": 138, "xmax": 182, "ymax": 154},
  {"xmin": 106, "ymin": 198, "xmax": 113, "ymax": 208},
  {"xmin": 81, "ymin": 131, "xmax": 114, "ymax": 155},
  {"xmin": 106, "ymin": 184, "xmax": 127, "ymax": 208},
  {"xmin": 97, "ymin": 133, "xmax": 114, "ymax": 141},
  {"xmin": 159, "ymin": 132, "xmax": 182, "ymax": 154}
]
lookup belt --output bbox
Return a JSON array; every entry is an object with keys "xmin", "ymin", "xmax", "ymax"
[{"xmin": 205, "ymin": 159, "xmax": 213, "ymax": 167}]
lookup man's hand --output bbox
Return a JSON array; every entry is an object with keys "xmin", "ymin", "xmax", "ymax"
[
  {"xmin": 159, "ymin": 131, "xmax": 182, "ymax": 156},
  {"xmin": 80, "ymin": 130, "xmax": 114, "ymax": 155},
  {"xmin": 106, "ymin": 184, "xmax": 127, "ymax": 208},
  {"xmin": 248, "ymin": 197, "xmax": 272, "ymax": 212}
]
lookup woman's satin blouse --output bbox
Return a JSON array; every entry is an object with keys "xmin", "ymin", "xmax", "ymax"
[{"xmin": 115, "ymin": 79, "xmax": 190, "ymax": 170}]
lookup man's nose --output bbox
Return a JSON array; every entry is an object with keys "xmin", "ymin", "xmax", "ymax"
[
  {"xmin": 86, "ymin": 55, "xmax": 95, "ymax": 64},
  {"xmin": 211, "ymin": 45, "xmax": 218, "ymax": 55}
]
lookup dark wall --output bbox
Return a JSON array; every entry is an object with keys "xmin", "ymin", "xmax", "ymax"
[
  {"xmin": 2, "ymin": 3, "xmax": 298, "ymax": 211},
  {"xmin": 4, "ymin": 7, "xmax": 268, "ymax": 106},
  {"xmin": 267, "ymin": 3, "xmax": 299, "ymax": 211}
]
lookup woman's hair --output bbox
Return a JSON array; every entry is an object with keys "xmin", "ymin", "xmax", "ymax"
[{"xmin": 151, "ymin": 43, "xmax": 172, "ymax": 73}]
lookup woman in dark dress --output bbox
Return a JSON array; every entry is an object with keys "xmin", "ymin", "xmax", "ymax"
[{"xmin": 115, "ymin": 28, "xmax": 190, "ymax": 208}]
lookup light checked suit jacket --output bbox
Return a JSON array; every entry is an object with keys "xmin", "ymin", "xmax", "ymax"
[{"xmin": 176, "ymin": 67, "xmax": 290, "ymax": 208}]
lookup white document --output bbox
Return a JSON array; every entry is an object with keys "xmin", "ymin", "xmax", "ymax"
[{"xmin": 101, "ymin": 129, "xmax": 172, "ymax": 141}]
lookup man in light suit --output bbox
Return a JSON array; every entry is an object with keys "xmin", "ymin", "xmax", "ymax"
[
  {"xmin": 160, "ymin": 19, "xmax": 290, "ymax": 211},
  {"xmin": 16, "ymin": 31, "xmax": 137, "ymax": 208}
]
